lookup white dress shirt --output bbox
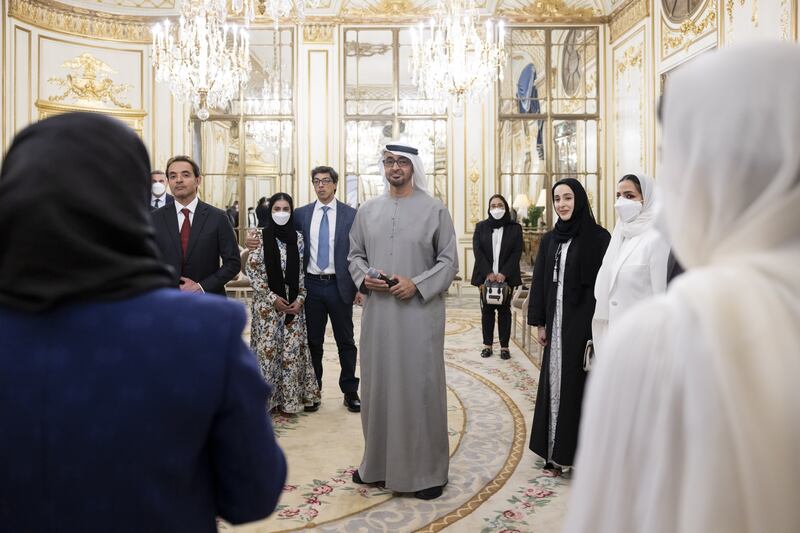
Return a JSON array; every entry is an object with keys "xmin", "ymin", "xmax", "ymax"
[
  {"xmin": 491, "ymin": 226, "xmax": 504, "ymax": 274},
  {"xmin": 307, "ymin": 199, "xmax": 337, "ymax": 275},
  {"xmin": 174, "ymin": 196, "xmax": 199, "ymax": 232}
]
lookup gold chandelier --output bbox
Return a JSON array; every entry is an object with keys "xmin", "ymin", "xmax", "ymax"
[
  {"xmin": 410, "ymin": 0, "xmax": 506, "ymax": 108},
  {"xmin": 152, "ymin": 0, "xmax": 251, "ymax": 120}
]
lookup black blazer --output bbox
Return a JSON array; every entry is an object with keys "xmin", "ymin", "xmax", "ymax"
[
  {"xmin": 152, "ymin": 200, "xmax": 241, "ymax": 295},
  {"xmin": 471, "ymin": 220, "xmax": 524, "ymax": 287}
]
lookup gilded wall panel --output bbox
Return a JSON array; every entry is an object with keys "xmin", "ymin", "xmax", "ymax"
[
  {"xmin": 38, "ymin": 35, "xmax": 143, "ymax": 110},
  {"xmin": 722, "ymin": 0, "xmax": 795, "ymax": 44},
  {"xmin": 660, "ymin": 0, "xmax": 717, "ymax": 59},
  {"xmin": 612, "ymin": 27, "xmax": 645, "ymax": 182}
]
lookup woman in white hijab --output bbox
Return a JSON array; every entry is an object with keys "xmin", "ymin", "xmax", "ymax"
[
  {"xmin": 564, "ymin": 42, "xmax": 800, "ymax": 533},
  {"xmin": 591, "ymin": 173, "xmax": 670, "ymax": 358}
]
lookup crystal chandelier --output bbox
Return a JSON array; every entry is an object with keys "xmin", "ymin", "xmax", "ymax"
[
  {"xmin": 252, "ymin": 0, "xmax": 323, "ymax": 26},
  {"xmin": 410, "ymin": 0, "xmax": 506, "ymax": 108},
  {"xmin": 230, "ymin": 0, "xmax": 257, "ymax": 24},
  {"xmin": 152, "ymin": 0, "xmax": 251, "ymax": 120},
  {"xmin": 243, "ymin": 77, "xmax": 292, "ymax": 152}
]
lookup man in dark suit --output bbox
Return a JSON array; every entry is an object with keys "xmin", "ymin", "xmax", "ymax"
[
  {"xmin": 150, "ymin": 170, "xmax": 174, "ymax": 211},
  {"xmin": 152, "ymin": 155, "xmax": 240, "ymax": 296},
  {"xmin": 250, "ymin": 166, "xmax": 361, "ymax": 412}
]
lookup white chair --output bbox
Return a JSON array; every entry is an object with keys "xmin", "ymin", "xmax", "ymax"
[
  {"xmin": 510, "ymin": 285, "xmax": 529, "ymax": 346},
  {"xmin": 225, "ymin": 249, "xmax": 253, "ymax": 301}
]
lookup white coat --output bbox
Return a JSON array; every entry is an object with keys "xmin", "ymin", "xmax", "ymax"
[{"xmin": 592, "ymin": 177, "xmax": 670, "ymax": 359}]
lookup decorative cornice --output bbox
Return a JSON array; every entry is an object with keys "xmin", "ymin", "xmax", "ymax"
[
  {"xmin": 9, "ymin": 0, "xmax": 156, "ymax": 43},
  {"xmin": 608, "ymin": 0, "xmax": 648, "ymax": 43}
]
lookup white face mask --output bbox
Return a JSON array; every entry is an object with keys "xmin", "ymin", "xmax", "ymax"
[
  {"xmin": 272, "ymin": 211, "xmax": 291, "ymax": 226},
  {"xmin": 489, "ymin": 208, "xmax": 506, "ymax": 220},
  {"xmin": 615, "ymin": 197, "xmax": 643, "ymax": 223},
  {"xmin": 151, "ymin": 182, "xmax": 166, "ymax": 196}
]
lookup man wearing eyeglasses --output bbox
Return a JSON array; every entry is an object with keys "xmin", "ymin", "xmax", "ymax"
[
  {"xmin": 248, "ymin": 166, "xmax": 362, "ymax": 413},
  {"xmin": 347, "ymin": 142, "xmax": 458, "ymax": 500}
]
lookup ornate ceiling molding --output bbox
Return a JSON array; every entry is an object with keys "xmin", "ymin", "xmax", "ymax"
[
  {"xmin": 608, "ymin": 0, "xmax": 647, "ymax": 43},
  {"xmin": 9, "ymin": 0, "xmax": 156, "ymax": 43},
  {"xmin": 496, "ymin": 0, "xmax": 605, "ymax": 22},
  {"xmin": 340, "ymin": 0, "xmax": 434, "ymax": 19}
]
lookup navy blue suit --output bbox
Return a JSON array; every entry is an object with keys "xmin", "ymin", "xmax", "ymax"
[
  {"xmin": 150, "ymin": 193, "xmax": 174, "ymax": 211},
  {"xmin": 0, "ymin": 289, "xmax": 286, "ymax": 532},
  {"xmin": 294, "ymin": 199, "xmax": 359, "ymax": 394}
]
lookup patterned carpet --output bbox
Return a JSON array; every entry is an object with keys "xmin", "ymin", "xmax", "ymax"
[{"xmin": 221, "ymin": 294, "xmax": 570, "ymax": 533}]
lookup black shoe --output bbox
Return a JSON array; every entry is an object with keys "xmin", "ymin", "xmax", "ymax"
[
  {"xmin": 344, "ymin": 392, "xmax": 361, "ymax": 412},
  {"xmin": 352, "ymin": 470, "xmax": 384, "ymax": 487},
  {"xmin": 480, "ymin": 347, "xmax": 492, "ymax": 358},
  {"xmin": 304, "ymin": 402, "xmax": 320, "ymax": 412},
  {"xmin": 414, "ymin": 484, "xmax": 445, "ymax": 500},
  {"xmin": 500, "ymin": 348, "xmax": 511, "ymax": 360}
]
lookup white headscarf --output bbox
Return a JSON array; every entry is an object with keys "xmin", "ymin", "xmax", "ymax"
[
  {"xmin": 379, "ymin": 141, "xmax": 431, "ymax": 196},
  {"xmin": 593, "ymin": 173, "xmax": 659, "ymax": 321},
  {"xmin": 566, "ymin": 43, "xmax": 800, "ymax": 533},
  {"xmin": 616, "ymin": 173, "xmax": 657, "ymax": 239}
]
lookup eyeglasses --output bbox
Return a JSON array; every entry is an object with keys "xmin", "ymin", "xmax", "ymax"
[
  {"xmin": 312, "ymin": 178, "xmax": 334, "ymax": 186},
  {"xmin": 382, "ymin": 158, "xmax": 413, "ymax": 169}
]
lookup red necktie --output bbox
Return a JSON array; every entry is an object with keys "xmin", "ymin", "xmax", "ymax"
[{"xmin": 180, "ymin": 208, "xmax": 191, "ymax": 258}]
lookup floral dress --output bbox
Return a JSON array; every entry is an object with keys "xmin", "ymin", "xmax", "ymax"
[{"xmin": 247, "ymin": 231, "xmax": 320, "ymax": 414}]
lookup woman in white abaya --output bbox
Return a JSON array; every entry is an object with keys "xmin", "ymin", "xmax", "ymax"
[{"xmin": 565, "ymin": 43, "xmax": 800, "ymax": 533}]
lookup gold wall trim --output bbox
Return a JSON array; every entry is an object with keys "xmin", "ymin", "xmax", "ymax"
[
  {"xmin": 9, "ymin": 0, "xmax": 157, "ymax": 44},
  {"xmin": 614, "ymin": 43, "xmax": 643, "ymax": 80},
  {"xmin": 608, "ymin": 0, "xmax": 648, "ymax": 43}
]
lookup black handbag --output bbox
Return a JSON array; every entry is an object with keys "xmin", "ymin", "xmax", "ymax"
[{"xmin": 482, "ymin": 280, "xmax": 509, "ymax": 306}]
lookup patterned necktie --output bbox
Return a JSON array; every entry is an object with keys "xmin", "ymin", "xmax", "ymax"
[
  {"xmin": 317, "ymin": 206, "xmax": 330, "ymax": 270},
  {"xmin": 180, "ymin": 208, "xmax": 191, "ymax": 258},
  {"xmin": 154, "ymin": 198, "xmax": 160, "ymax": 209}
]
